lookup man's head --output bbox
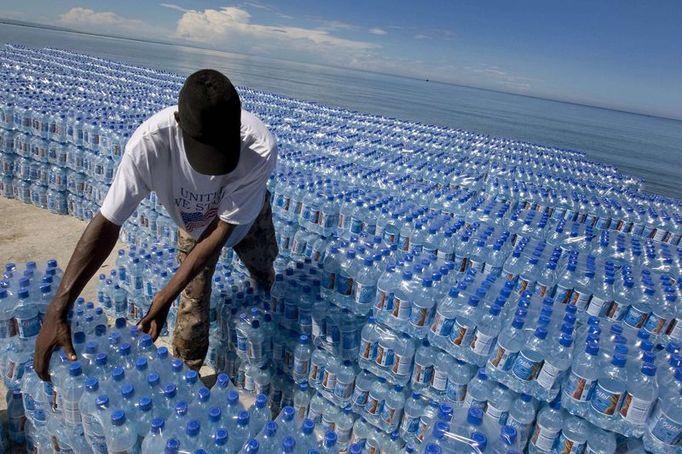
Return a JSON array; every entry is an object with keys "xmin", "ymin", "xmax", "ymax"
[{"xmin": 176, "ymin": 69, "xmax": 241, "ymax": 175}]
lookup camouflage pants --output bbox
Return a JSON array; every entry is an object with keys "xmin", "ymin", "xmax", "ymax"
[{"xmin": 172, "ymin": 191, "xmax": 278, "ymax": 370}]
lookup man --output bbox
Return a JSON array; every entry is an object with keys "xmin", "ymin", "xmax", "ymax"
[{"xmin": 34, "ymin": 69, "xmax": 278, "ymax": 379}]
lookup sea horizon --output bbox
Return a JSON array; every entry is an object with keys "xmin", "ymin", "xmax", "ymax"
[{"xmin": 2, "ymin": 18, "xmax": 680, "ymax": 124}]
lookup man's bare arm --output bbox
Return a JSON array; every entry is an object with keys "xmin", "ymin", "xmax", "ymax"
[
  {"xmin": 34, "ymin": 213, "xmax": 121, "ymax": 380},
  {"xmin": 138, "ymin": 217, "xmax": 234, "ymax": 339}
]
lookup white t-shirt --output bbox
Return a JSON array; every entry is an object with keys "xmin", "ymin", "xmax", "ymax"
[{"xmin": 100, "ymin": 106, "xmax": 277, "ymax": 246}]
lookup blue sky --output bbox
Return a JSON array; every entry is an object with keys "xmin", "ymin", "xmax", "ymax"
[{"xmin": 2, "ymin": 0, "xmax": 681, "ymax": 119}]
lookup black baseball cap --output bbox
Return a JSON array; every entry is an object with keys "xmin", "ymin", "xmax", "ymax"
[{"xmin": 177, "ymin": 69, "xmax": 241, "ymax": 175}]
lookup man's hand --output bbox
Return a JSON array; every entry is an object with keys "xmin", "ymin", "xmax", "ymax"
[
  {"xmin": 34, "ymin": 309, "xmax": 77, "ymax": 381},
  {"xmin": 138, "ymin": 293, "xmax": 173, "ymax": 341}
]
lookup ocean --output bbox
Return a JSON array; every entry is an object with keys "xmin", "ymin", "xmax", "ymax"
[{"xmin": 1, "ymin": 23, "xmax": 681, "ymax": 199}]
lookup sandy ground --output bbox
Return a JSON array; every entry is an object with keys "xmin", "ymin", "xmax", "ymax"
[
  {"xmin": 0, "ymin": 197, "xmax": 123, "ymax": 300},
  {"xmin": 0, "ymin": 197, "xmax": 221, "ymax": 425}
]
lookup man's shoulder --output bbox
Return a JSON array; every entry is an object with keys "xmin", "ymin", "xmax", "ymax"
[
  {"xmin": 241, "ymin": 109, "xmax": 276, "ymax": 148},
  {"xmin": 125, "ymin": 106, "xmax": 177, "ymax": 156}
]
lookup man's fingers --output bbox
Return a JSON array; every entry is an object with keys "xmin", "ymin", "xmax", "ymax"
[
  {"xmin": 149, "ymin": 321, "xmax": 159, "ymax": 341},
  {"xmin": 62, "ymin": 339, "xmax": 77, "ymax": 361},
  {"xmin": 34, "ymin": 345, "xmax": 52, "ymax": 381}
]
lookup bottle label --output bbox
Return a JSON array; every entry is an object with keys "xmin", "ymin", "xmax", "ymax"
[
  {"xmin": 413, "ymin": 361, "xmax": 434, "ymax": 385},
  {"xmin": 354, "ymin": 282, "xmax": 376, "ymax": 306},
  {"xmin": 400, "ymin": 415, "xmax": 420, "ymax": 435},
  {"xmin": 446, "ymin": 381, "xmax": 467, "ymax": 402},
  {"xmin": 564, "ymin": 370, "xmax": 595, "ymax": 402},
  {"xmin": 437, "ymin": 250, "xmax": 454, "ymax": 262},
  {"xmin": 293, "ymin": 356, "xmax": 310, "ymax": 377},
  {"xmin": 352, "ymin": 386, "xmax": 369, "ymax": 407},
  {"xmin": 360, "ymin": 339, "xmax": 375, "ymax": 360},
  {"xmin": 554, "ymin": 431, "xmax": 586, "ymax": 454},
  {"xmin": 590, "ymin": 381, "xmax": 623, "ymax": 416},
  {"xmin": 376, "ymin": 343, "xmax": 394, "ymax": 367},
  {"xmin": 666, "ymin": 319, "xmax": 682, "ymax": 340},
  {"xmin": 511, "ymin": 350, "xmax": 544, "ymax": 381},
  {"xmin": 507, "ymin": 415, "xmax": 532, "ymax": 445},
  {"xmin": 366, "ymin": 395, "xmax": 382, "ymax": 415},
  {"xmin": 622, "ymin": 306, "xmax": 648, "ymax": 329},
  {"xmin": 409, "ymin": 305, "xmax": 430, "ymax": 328},
  {"xmin": 648, "ymin": 405, "xmax": 682, "ymax": 445},
  {"xmin": 431, "ymin": 368, "xmax": 448, "ymax": 392},
  {"xmin": 350, "ymin": 217, "xmax": 363, "ymax": 234},
  {"xmin": 489, "ymin": 344, "xmax": 517, "ymax": 371},
  {"xmin": 335, "ymin": 379, "xmax": 354, "ymax": 400},
  {"xmin": 586, "ymin": 296, "xmax": 609, "ymax": 317},
  {"xmin": 619, "ymin": 392, "xmax": 654, "ymax": 425},
  {"xmin": 536, "ymin": 360, "xmax": 565, "ymax": 390},
  {"xmin": 337, "ymin": 425, "xmax": 352, "ymax": 444},
  {"xmin": 295, "ymin": 402, "xmax": 308, "ymax": 421},
  {"xmin": 430, "ymin": 311, "xmax": 454, "ymax": 337},
  {"xmin": 536, "ymin": 281, "xmax": 550, "ymax": 298},
  {"xmin": 571, "ymin": 290, "xmax": 591, "ymax": 311},
  {"xmin": 392, "ymin": 352, "xmax": 412, "ymax": 376},
  {"xmin": 463, "ymin": 393, "xmax": 486, "ymax": 411},
  {"xmin": 336, "ymin": 273, "xmax": 353, "ymax": 296},
  {"xmin": 375, "ymin": 286, "xmax": 392, "ymax": 311},
  {"xmin": 485, "ymin": 402, "xmax": 508, "ymax": 425},
  {"xmin": 555, "ymin": 285, "xmax": 572, "ymax": 305},
  {"xmin": 319, "ymin": 211, "xmax": 337, "ymax": 229},
  {"xmin": 530, "ymin": 424, "xmax": 561, "ymax": 451},
  {"xmin": 450, "ymin": 318, "xmax": 474, "ymax": 347},
  {"xmin": 381, "ymin": 401, "xmax": 402, "ymax": 425},
  {"xmin": 643, "ymin": 312, "xmax": 669, "ymax": 335},
  {"xmin": 392, "ymin": 296, "xmax": 410, "ymax": 320},
  {"xmin": 470, "ymin": 329, "xmax": 496, "ymax": 356},
  {"xmin": 321, "ymin": 413, "xmax": 336, "ymax": 432},
  {"xmin": 62, "ymin": 399, "xmax": 81, "ymax": 425},
  {"xmin": 0, "ymin": 317, "xmax": 18, "ymax": 339},
  {"xmin": 322, "ymin": 369, "xmax": 337, "ymax": 390},
  {"xmin": 321, "ymin": 271, "xmax": 336, "ymax": 290},
  {"xmin": 605, "ymin": 300, "xmax": 628, "ymax": 320}
]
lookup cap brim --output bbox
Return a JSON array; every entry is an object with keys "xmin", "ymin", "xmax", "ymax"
[{"xmin": 182, "ymin": 130, "xmax": 240, "ymax": 176}]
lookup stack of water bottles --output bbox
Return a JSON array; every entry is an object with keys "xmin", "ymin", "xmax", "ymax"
[{"xmin": 2, "ymin": 44, "xmax": 682, "ymax": 453}]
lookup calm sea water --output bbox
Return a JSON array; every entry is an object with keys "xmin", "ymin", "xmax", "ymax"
[{"xmin": 1, "ymin": 23, "xmax": 681, "ymax": 199}]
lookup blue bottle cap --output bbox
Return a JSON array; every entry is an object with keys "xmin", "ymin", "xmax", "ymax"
[
  {"xmin": 256, "ymin": 393, "xmax": 267, "ymax": 407},
  {"xmin": 68, "ymin": 362, "xmax": 82, "ymax": 376},
  {"xmin": 208, "ymin": 406, "xmax": 221, "ymax": 422},
  {"xmin": 238, "ymin": 410, "xmax": 250, "ymax": 426},
  {"xmin": 215, "ymin": 429, "xmax": 229, "ymax": 446},
  {"xmin": 265, "ymin": 421, "xmax": 278, "ymax": 436},
  {"xmin": 138, "ymin": 396, "xmax": 152, "ymax": 411},
  {"xmin": 282, "ymin": 406, "xmax": 295, "ymax": 421},
  {"xmin": 121, "ymin": 383, "xmax": 134, "ymax": 398},
  {"xmin": 227, "ymin": 390, "xmax": 240, "ymax": 405},
  {"xmin": 175, "ymin": 401, "xmax": 188, "ymax": 415},
  {"xmin": 163, "ymin": 383, "xmax": 177, "ymax": 398},
  {"xmin": 302, "ymin": 418, "xmax": 315, "ymax": 434},
  {"xmin": 84, "ymin": 377, "xmax": 98, "ymax": 391},
  {"xmin": 151, "ymin": 417, "xmax": 165, "ymax": 434},
  {"xmin": 198, "ymin": 387, "xmax": 210, "ymax": 402},
  {"xmin": 111, "ymin": 410, "xmax": 126, "ymax": 426},
  {"xmin": 135, "ymin": 357, "xmax": 148, "ymax": 371},
  {"xmin": 186, "ymin": 419, "xmax": 200, "ymax": 437}
]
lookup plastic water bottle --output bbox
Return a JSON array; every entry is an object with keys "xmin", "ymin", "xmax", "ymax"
[
  {"xmin": 644, "ymin": 389, "xmax": 682, "ymax": 454},
  {"xmin": 506, "ymin": 394, "xmax": 536, "ymax": 448},
  {"xmin": 293, "ymin": 335, "xmax": 313, "ymax": 383},
  {"xmin": 528, "ymin": 399, "xmax": 562, "ymax": 454},
  {"xmin": 562, "ymin": 340, "xmax": 599, "ymax": 416},
  {"xmin": 620, "ymin": 363, "xmax": 658, "ymax": 435},
  {"xmin": 106, "ymin": 410, "xmax": 139, "ymax": 454},
  {"xmin": 588, "ymin": 353, "xmax": 628, "ymax": 428},
  {"xmin": 141, "ymin": 417, "xmax": 167, "ymax": 453}
]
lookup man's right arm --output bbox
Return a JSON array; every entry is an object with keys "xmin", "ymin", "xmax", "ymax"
[{"xmin": 33, "ymin": 213, "xmax": 121, "ymax": 380}]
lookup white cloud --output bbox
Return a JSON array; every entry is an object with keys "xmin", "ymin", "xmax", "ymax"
[
  {"xmin": 160, "ymin": 3, "xmax": 189, "ymax": 13},
  {"xmin": 369, "ymin": 27, "xmax": 387, "ymax": 36},
  {"xmin": 473, "ymin": 66, "xmax": 532, "ymax": 91},
  {"xmin": 174, "ymin": 6, "xmax": 378, "ymax": 60},
  {"xmin": 413, "ymin": 34, "xmax": 430, "ymax": 40},
  {"xmin": 59, "ymin": 7, "xmax": 168, "ymax": 39}
]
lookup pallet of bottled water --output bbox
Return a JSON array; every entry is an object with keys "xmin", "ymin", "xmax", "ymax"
[{"xmin": 2, "ymin": 44, "xmax": 682, "ymax": 453}]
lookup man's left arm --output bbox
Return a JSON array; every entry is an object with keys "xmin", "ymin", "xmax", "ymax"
[{"xmin": 138, "ymin": 217, "xmax": 234, "ymax": 340}]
